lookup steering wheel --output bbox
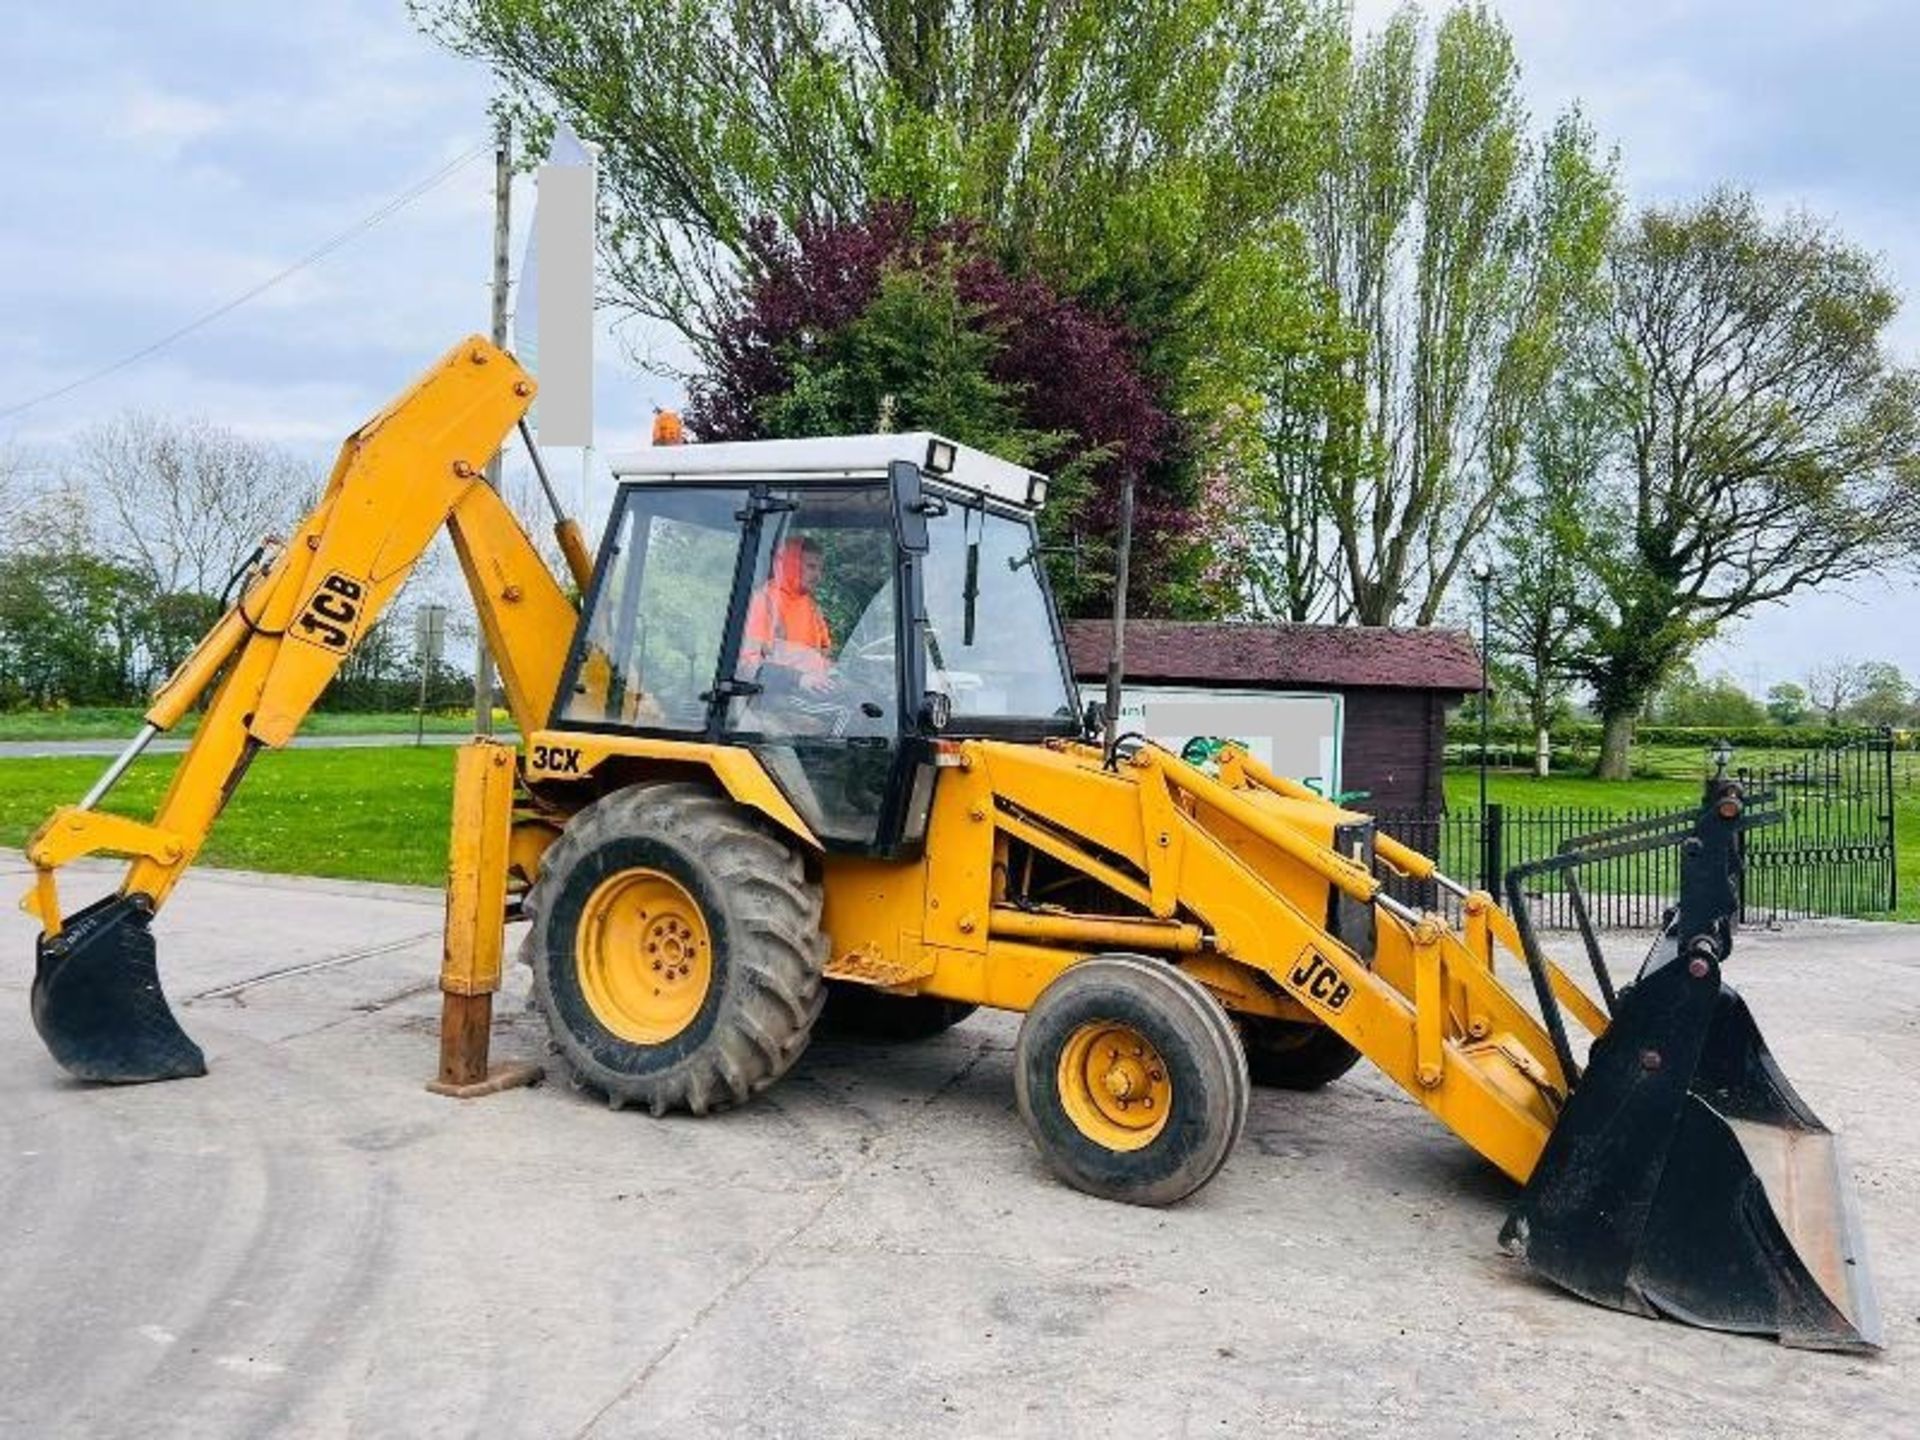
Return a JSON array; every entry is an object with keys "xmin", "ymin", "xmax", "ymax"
[{"xmin": 823, "ymin": 634, "xmax": 894, "ymax": 725}]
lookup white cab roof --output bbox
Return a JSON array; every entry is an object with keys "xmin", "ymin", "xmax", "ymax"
[{"xmin": 607, "ymin": 432, "xmax": 1048, "ymax": 509}]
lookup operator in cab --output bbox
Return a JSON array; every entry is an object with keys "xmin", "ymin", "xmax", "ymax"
[{"xmin": 741, "ymin": 536, "xmax": 835, "ymax": 695}]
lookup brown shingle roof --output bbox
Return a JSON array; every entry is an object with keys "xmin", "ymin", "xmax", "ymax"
[{"xmin": 1062, "ymin": 619, "xmax": 1484, "ymax": 693}]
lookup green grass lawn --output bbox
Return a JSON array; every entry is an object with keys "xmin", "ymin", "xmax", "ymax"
[
  {"xmin": 0, "ymin": 746, "xmax": 457, "ymax": 887},
  {"xmin": 1443, "ymin": 768, "xmax": 1698, "ymax": 811},
  {"xmin": 0, "ymin": 707, "xmax": 504, "ymax": 741}
]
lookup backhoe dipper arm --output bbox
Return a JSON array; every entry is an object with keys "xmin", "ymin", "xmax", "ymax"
[{"xmin": 23, "ymin": 337, "xmax": 576, "ymax": 934}]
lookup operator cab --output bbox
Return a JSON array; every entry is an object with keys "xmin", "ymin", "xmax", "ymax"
[{"xmin": 554, "ymin": 434, "xmax": 1081, "ymax": 857}]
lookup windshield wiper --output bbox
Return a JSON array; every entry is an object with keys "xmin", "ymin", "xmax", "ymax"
[{"xmin": 963, "ymin": 535, "xmax": 980, "ymax": 646}]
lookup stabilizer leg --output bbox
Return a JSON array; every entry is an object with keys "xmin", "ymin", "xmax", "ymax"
[{"xmin": 426, "ymin": 740, "xmax": 542, "ymax": 1099}]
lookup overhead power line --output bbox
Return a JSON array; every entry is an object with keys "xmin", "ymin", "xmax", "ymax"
[{"xmin": 0, "ymin": 141, "xmax": 490, "ymax": 425}]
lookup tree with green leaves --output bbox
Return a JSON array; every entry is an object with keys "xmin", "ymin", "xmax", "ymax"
[
  {"xmin": 1271, "ymin": 3, "xmax": 1615, "ymax": 626},
  {"xmin": 1649, "ymin": 664, "xmax": 1764, "ymax": 728},
  {"xmin": 418, "ymin": 0, "xmax": 1329, "ymax": 373},
  {"xmin": 0, "ymin": 551, "xmax": 152, "ymax": 707},
  {"xmin": 1845, "ymin": 661, "xmax": 1912, "ymax": 728},
  {"xmin": 1485, "ymin": 382, "xmax": 1602, "ymax": 774},
  {"xmin": 1571, "ymin": 189, "xmax": 1920, "ymax": 776},
  {"xmin": 421, "ymin": 0, "xmax": 1342, "ymax": 617},
  {"xmin": 1219, "ymin": 261, "xmax": 1366, "ymax": 622},
  {"xmin": 1764, "ymin": 681, "xmax": 1808, "ymax": 728}
]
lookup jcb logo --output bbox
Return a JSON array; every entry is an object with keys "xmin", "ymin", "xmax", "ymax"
[
  {"xmin": 1289, "ymin": 950, "xmax": 1352, "ymax": 1013},
  {"xmin": 293, "ymin": 572, "xmax": 366, "ymax": 653},
  {"xmin": 531, "ymin": 743, "xmax": 584, "ymax": 775}
]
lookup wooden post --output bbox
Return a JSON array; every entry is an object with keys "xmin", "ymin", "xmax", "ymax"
[{"xmin": 427, "ymin": 738, "xmax": 543, "ymax": 1097}]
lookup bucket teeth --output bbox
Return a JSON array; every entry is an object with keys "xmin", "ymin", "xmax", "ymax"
[{"xmin": 30, "ymin": 893, "xmax": 205, "ymax": 1085}]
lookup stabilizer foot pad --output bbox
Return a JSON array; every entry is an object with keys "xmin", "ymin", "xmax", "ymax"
[{"xmin": 426, "ymin": 1061, "xmax": 545, "ymax": 1099}]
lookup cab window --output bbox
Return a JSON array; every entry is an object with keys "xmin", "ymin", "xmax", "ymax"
[
  {"xmin": 560, "ymin": 487, "xmax": 746, "ymax": 731},
  {"xmin": 920, "ymin": 497, "xmax": 1077, "ymax": 725}
]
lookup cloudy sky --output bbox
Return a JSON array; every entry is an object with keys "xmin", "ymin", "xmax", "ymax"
[{"xmin": 2, "ymin": 2, "xmax": 1916, "ymax": 689}]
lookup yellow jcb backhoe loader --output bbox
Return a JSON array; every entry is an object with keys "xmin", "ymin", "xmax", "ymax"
[{"xmin": 20, "ymin": 338, "xmax": 1881, "ymax": 1351}]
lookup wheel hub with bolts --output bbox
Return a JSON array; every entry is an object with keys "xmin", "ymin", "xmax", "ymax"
[
  {"xmin": 575, "ymin": 868, "xmax": 714, "ymax": 1045},
  {"xmin": 1058, "ymin": 1021, "xmax": 1172, "ymax": 1150},
  {"xmin": 647, "ymin": 913, "xmax": 698, "ymax": 978}
]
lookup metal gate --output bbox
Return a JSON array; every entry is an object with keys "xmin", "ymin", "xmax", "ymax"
[
  {"xmin": 1376, "ymin": 734, "xmax": 1897, "ymax": 929},
  {"xmin": 1735, "ymin": 735, "xmax": 1897, "ymax": 922}
]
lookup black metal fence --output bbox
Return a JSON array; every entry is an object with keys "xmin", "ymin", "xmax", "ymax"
[{"xmin": 1376, "ymin": 736, "xmax": 1896, "ymax": 930}]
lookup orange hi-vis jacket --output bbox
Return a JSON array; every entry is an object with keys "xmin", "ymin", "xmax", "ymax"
[{"xmin": 742, "ymin": 542, "xmax": 831, "ymax": 677}]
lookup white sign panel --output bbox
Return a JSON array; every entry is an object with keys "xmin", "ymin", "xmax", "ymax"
[
  {"xmin": 516, "ymin": 124, "xmax": 596, "ymax": 446},
  {"xmin": 1085, "ymin": 684, "xmax": 1344, "ymax": 796}
]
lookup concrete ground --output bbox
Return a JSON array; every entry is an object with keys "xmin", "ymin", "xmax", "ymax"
[
  {"xmin": 0, "ymin": 733, "xmax": 493, "ymax": 760},
  {"xmin": 1, "ymin": 852, "xmax": 1914, "ymax": 1439}
]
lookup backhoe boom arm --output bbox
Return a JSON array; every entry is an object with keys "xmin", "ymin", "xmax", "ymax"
[{"xmin": 22, "ymin": 337, "xmax": 576, "ymax": 930}]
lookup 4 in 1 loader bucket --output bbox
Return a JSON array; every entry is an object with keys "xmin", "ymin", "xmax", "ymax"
[
  {"xmin": 31, "ymin": 893, "xmax": 205, "ymax": 1084},
  {"xmin": 1499, "ymin": 785, "xmax": 1881, "ymax": 1352}
]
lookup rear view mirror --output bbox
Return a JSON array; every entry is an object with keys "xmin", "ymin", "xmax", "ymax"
[{"xmin": 889, "ymin": 460, "xmax": 939, "ymax": 554}]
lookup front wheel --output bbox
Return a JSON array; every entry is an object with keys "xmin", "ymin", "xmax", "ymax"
[
  {"xmin": 524, "ymin": 782, "xmax": 826, "ymax": 1115},
  {"xmin": 1015, "ymin": 955, "xmax": 1249, "ymax": 1207}
]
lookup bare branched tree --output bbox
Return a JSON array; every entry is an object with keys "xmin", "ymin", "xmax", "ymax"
[
  {"xmin": 1806, "ymin": 661, "xmax": 1864, "ymax": 727},
  {"xmin": 69, "ymin": 414, "xmax": 313, "ymax": 596},
  {"xmin": 0, "ymin": 445, "xmax": 90, "ymax": 558}
]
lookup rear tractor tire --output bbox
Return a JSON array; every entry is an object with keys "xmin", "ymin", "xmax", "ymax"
[
  {"xmin": 818, "ymin": 982, "xmax": 977, "ymax": 1042},
  {"xmin": 1239, "ymin": 1016, "xmax": 1363, "ymax": 1091},
  {"xmin": 524, "ymin": 782, "xmax": 826, "ymax": 1116},
  {"xmin": 1015, "ymin": 955, "xmax": 1249, "ymax": 1207}
]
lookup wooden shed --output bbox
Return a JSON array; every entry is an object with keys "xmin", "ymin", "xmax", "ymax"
[{"xmin": 1062, "ymin": 620, "xmax": 1483, "ymax": 812}]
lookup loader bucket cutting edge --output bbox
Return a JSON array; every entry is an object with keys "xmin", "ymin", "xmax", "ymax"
[
  {"xmin": 31, "ymin": 893, "xmax": 205, "ymax": 1084},
  {"xmin": 1499, "ymin": 938, "xmax": 1881, "ymax": 1352}
]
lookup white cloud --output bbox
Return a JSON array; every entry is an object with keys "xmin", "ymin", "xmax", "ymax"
[{"xmin": 118, "ymin": 86, "xmax": 227, "ymax": 155}]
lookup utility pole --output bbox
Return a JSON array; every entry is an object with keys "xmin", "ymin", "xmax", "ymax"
[{"xmin": 474, "ymin": 114, "xmax": 511, "ymax": 735}]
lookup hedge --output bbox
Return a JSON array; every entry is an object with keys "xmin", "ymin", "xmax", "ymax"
[{"xmin": 1447, "ymin": 722, "xmax": 1903, "ymax": 752}]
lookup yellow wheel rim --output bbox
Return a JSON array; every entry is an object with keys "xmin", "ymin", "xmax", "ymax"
[
  {"xmin": 575, "ymin": 867, "xmax": 713, "ymax": 1044},
  {"xmin": 1056, "ymin": 1021, "xmax": 1172, "ymax": 1152}
]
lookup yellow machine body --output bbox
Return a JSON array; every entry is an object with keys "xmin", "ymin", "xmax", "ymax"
[{"xmin": 525, "ymin": 726, "xmax": 1581, "ymax": 1184}]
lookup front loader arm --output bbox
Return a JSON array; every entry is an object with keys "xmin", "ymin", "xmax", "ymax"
[{"xmin": 23, "ymin": 337, "xmax": 576, "ymax": 931}]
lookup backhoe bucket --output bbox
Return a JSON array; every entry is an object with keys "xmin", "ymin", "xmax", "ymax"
[
  {"xmin": 31, "ymin": 893, "xmax": 205, "ymax": 1084},
  {"xmin": 1500, "ymin": 934, "xmax": 1881, "ymax": 1351}
]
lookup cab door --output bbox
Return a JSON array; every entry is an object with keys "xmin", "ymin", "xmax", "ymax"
[{"xmin": 719, "ymin": 482, "xmax": 924, "ymax": 854}]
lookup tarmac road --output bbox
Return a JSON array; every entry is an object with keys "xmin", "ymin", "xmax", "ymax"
[
  {"xmin": 0, "ymin": 732, "xmax": 500, "ymax": 760},
  {"xmin": 0, "ymin": 852, "xmax": 1915, "ymax": 1438}
]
